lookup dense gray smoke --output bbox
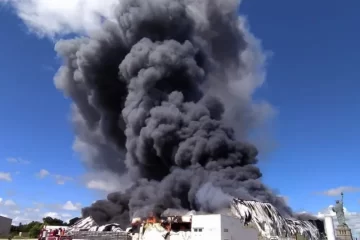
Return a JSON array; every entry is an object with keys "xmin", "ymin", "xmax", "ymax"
[{"xmin": 54, "ymin": 0, "xmax": 289, "ymax": 227}]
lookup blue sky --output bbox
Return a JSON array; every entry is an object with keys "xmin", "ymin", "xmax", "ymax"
[
  {"xmin": 240, "ymin": 0, "xmax": 360, "ymax": 212},
  {"xmin": 0, "ymin": 0, "xmax": 359, "ymax": 232}
]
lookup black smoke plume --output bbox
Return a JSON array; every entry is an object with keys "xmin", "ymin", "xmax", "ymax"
[{"xmin": 54, "ymin": 0, "xmax": 288, "ymax": 227}]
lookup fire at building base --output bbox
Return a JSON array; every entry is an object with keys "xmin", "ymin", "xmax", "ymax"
[{"xmin": 43, "ymin": 199, "xmax": 331, "ymax": 240}]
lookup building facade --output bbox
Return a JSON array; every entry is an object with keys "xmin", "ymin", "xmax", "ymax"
[{"xmin": 0, "ymin": 216, "xmax": 12, "ymax": 236}]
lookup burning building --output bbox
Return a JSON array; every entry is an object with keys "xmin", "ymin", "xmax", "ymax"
[
  {"xmin": 66, "ymin": 199, "xmax": 325, "ymax": 240},
  {"xmin": 128, "ymin": 213, "xmax": 259, "ymax": 240},
  {"xmin": 124, "ymin": 199, "xmax": 322, "ymax": 239}
]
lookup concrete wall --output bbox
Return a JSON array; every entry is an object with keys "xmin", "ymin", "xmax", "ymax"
[
  {"xmin": 191, "ymin": 214, "xmax": 258, "ymax": 240},
  {"xmin": 220, "ymin": 214, "xmax": 258, "ymax": 240},
  {"xmin": 0, "ymin": 216, "xmax": 12, "ymax": 236},
  {"xmin": 191, "ymin": 214, "xmax": 222, "ymax": 240}
]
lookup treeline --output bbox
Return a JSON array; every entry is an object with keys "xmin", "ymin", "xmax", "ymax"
[{"xmin": 10, "ymin": 217, "xmax": 81, "ymax": 238}]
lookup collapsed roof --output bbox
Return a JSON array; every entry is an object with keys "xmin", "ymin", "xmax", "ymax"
[
  {"xmin": 231, "ymin": 198, "xmax": 320, "ymax": 239},
  {"xmin": 67, "ymin": 216, "xmax": 97, "ymax": 232},
  {"xmin": 67, "ymin": 216, "xmax": 124, "ymax": 233}
]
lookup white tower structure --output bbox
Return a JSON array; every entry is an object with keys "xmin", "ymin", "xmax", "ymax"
[{"xmin": 324, "ymin": 215, "xmax": 336, "ymax": 240}]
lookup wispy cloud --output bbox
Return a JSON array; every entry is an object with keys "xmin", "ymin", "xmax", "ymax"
[
  {"xmin": 6, "ymin": 157, "xmax": 30, "ymax": 164},
  {"xmin": 0, "ymin": 172, "xmax": 12, "ymax": 182},
  {"xmin": 0, "ymin": 198, "xmax": 17, "ymax": 210},
  {"xmin": 36, "ymin": 169, "xmax": 50, "ymax": 178},
  {"xmin": 54, "ymin": 174, "xmax": 73, "ymax": 185},
  {"xmin": 4, "ymin": 199, "xmax": 16, "ymax": 207},
  {"xmin": 316, "ymin": 186, "xmax": 360, "ymax": 196},
  {"xmin": 1, "ymin": 200, "xmax": 80, "ymax": 225},
  {"xmin": 36, "ymin": 169, "xmax": 73, "ymax": 185},
  {"xmin": 11, "ymin": 210, "xmax": 21, "ymax": 215}
]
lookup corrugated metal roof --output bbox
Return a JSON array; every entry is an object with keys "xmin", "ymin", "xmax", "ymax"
[
  {"xmin": 67, "ymin": 216, "xmax": 124, "ymax": 233},
  {"xmin": 67, "ymin": 216, "xmax": 98, "ymax": 232},
  {"xmin": 231, "ymin": 198, "xmax": 319, "ymax": 239}
]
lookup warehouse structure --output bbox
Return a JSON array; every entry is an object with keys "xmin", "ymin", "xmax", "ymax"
[
  {"xmin": 0, "ymin": 215, "xmax": 12, "ymax": 236},
  {"xmin": 66, "ymin": 199, "xmax": 326, "ymax": 240}
]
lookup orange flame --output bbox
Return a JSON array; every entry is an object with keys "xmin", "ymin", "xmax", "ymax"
[
  {"xmin": 146, "ymin": 216, "xmax": 157, "ymax": 224},
  {"xmin": 145, "ymin": 212, "xmax": 160, "ymax": 224}
]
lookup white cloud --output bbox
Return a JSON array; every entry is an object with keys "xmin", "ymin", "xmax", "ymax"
[
  {"xmin": 0, "ymin": 199, "xmax": 18, "ymax": 215},
  {"xmin": 317, "ymin": 205, "xmax": 360, "ymax": 236},
  {"xmin": 11, "ymin": 210, "xmax": 21, "ymax": 215},
  {"xmin": 6, "ymin": 157, "xmax": 30, "ymax": 164},
  {"xmin": 54, "ymin": 174, "xmax": 73, "ymax": 185},
  {"xmin": 43, "ymin": 211, "xmax": 75, "ymax": 224},
  {"xmin": 12, "ymin": 216, "xmax": 33, "ymax": 225},
  {"xmin": 25, "ymin": 207, "xmax": 40, "ymax": 213},
  {"xmin": 0, "ymin": 172, "xmax": 12, "ymax": 181},
  {"xmin": 62, "ymin": 201, "xmax": 81, "ymax": 211},
  {"xmin": 317, "ymin": 186, "xmax": 360, "ymax": 196},
  {"xmin": 36, "ymin": 169, "xmax": 73, "ymax": 184},
  {"xmin": 43, "ymin": 212, "xmax": 60, "ymax": 218},
  {"xmin": 0, "ymin": 201, "xmax": 80, "ymax": 225},
  {"xmin": 1, "ymin": 0, "xmax": 119, "ymax": 38},
  {"xmin": 4, "ymin": 200, "xmax": 16, "ymax": 207},
  {"xmin": 37, "ymin": 169, "xmax": 50, "ymax": 178}
]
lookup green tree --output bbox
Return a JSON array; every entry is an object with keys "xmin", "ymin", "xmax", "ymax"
[
  {"xmin": 43, "ymin": 217, "xmax": 66, "ymax": 226},
  {"xmin": 28, "ymin": 223, "xmax": 42, "ymax": 238},
  {"xmin": 17, "ymin": 222, "xmax": 23, "ymax": 233},
  {"xmin": 25, "ymin": 221, "xmax": 42, "ymax": 232},
  {"xmin": 10, "ymin": 225, "xmax": 19, "ymax": 233}
]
